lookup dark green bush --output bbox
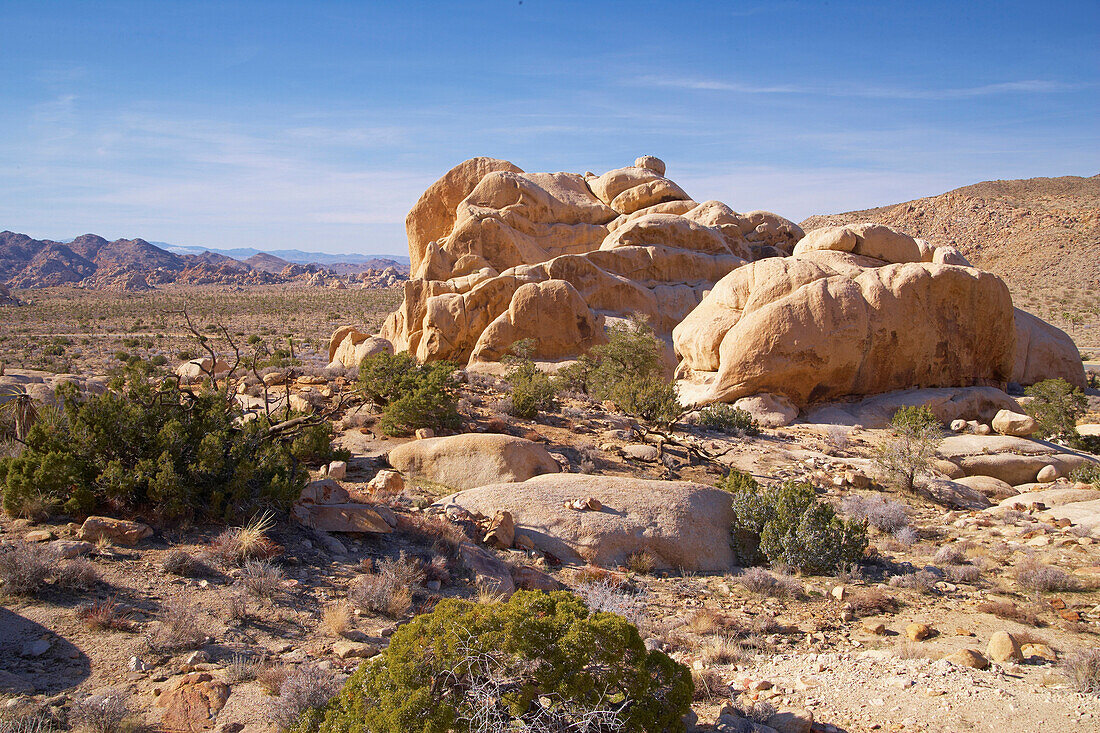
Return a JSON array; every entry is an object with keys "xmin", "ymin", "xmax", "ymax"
[
  {"xmin": 503, "ymin": 340, "xmax": 557, "ymax": 419},
  {"xmin": 728, "ymin": 476, "xmax": 867, "ymax": 574},
  {"xmin": 0, "ymin": 371, "xmax": 321, "ymax": 521},
  {"xmin": 562, "ymin": 318, "xmax": 681, "ymax": 429},
  {"xmin": 358, "ymin": 352, "xmax": 460, "ymax": 437},
  {"xmin": 698, "ymin": 404, "xmax": 759, "ymax": 436},
  {"xmin": 292, "ymin": 590, "xmax": 692, "ymax": 733},
  {"xmin": 1071, "ymin": 461, "xmax": 1100, "ymax": 487},
  {"xmin": 1025, "ymin": 378, "xmax": 1087, "ymax": 440}
]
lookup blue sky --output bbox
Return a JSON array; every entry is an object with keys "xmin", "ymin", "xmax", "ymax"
[{"xmin": 0, "ymin": 1, "xmax": 1096, "ymax": 256}]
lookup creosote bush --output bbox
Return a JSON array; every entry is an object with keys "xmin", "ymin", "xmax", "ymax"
[
  {"xmin": 1024, "ymin": 378, "xmax": 1087, "ymax": 441},
  {"xmin": 503, "ymin": 339, "xmax": 558, "ymax": 419},
  {"xmin": 873, "ymin": 405, "xmax": 943, "ymax": 493},
  {"xmin": 357, "ymin": 352, "xmax": 460, "ymax": 436},
  {"xmin": 727, "ymin": 474, "xmax": 868, "ymax": 575},
  {"xmin": 697, "ymin": 404, "xmax": 759, "ymax": 436},
  {"xmin": 0, "ymin": 369, "xmax": 323, "ymax": 521},
  {"xmin": 290, "ymin": 590, "xmax": 692, "ymax": 733},
  {"xmin": 559, "ymin": 317, "xmax": 681, "ymax": 430}
]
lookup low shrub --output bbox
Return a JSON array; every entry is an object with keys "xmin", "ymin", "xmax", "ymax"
[
  {"xmin": 873, "ymin": 405, "xmax": 943, "ymax": 493},
  {"xmin": 1063, "ymin": 648, "xmax": 1100, "ymax": 695},
  {"xmin": 0, "ymin": 371, "xmax": 315, "ymax": 521},
  {"xmin": 503, "ymin": 340, "xmax": 557, "ymax": 419},
  {"xmin": 70, "ymin": 690, "xmax": 131, "ymax": 733},
  {"xmin": 77, "ymin": 598, "xmax": 135, "ymax": 632},
  {"xmin": 240, "ymin": 559, "xmax": 286, "ymax": 599},
  {"xmin": 1016, "ymin": 558, "xmax": 1078, "ymax": 593},
  {"xmin": 848, "ymin": 587, "xmax": 900, "ymax": 617},
  {"xmin": 348, "ymin": 553, "xmax": 424, "ymax": 619},
  {"xmin": 162, "ymin": 549, "xmax": 213, "ymax": 577},
  {"xmin": 0, "ymin": 542, "xmax": 56, "ymax": 596},
  {"xmin": 1071, "ymin": 461, "xmax": 1100, "ymax": 487},
  {"xmin": 290, "ymin": 590, "xmax": 692, "ymax": 733},
  {"xmin": 841, "ymin": 494, "xmax": 910, "ymax": 533},
  {"xmin": 357, "ymin": 352, "xmax": 460, "ymax": 436},
  {"xmin": 1024, "ymin": 378, "xmax": 1087, "ymax": 440},
  {"xmin": 270, "ymin": 664, "xmax": 341, "ymax": 729},
  {"xmin": 571, "ymin": 577, "xmax": 648, "ymax": 627},
  {"xmin": 728, "ymin": 475, "xmax": 868, "ymax": 574},
  {"xmin": 208, "ymin": 512, "xmax": 280, "ymax": 566},
  {"xmin": 697, "ymin": 404, "xmax": 759, "ymax": 436},
  {"xmin": 888, "ymin": 570, "xmax": 940, "ymax": 594},
  {"xmin": 147, "ymin": 599, "xmax": 205, "ymax": 651},
  {"xmin": 737, "ymin": 566, "xmax": 801, "ymax": 598},
  {"xmin": 977, "ymin": 600, "xmax": 1043, "ymax": 626}
]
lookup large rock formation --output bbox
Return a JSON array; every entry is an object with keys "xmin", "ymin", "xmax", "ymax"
[
  {"xmin": 379, "ymin": 156, "xmax": 802, "ymax": 368},
  {"xmin": 354, "ymin": 157, "xmax": 1083, "ymax": 411}
]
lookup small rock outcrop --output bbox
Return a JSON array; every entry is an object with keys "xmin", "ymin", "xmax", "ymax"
[{"xmin": 387, "ymin": 434, "xmax": 560, "ymax": 491}]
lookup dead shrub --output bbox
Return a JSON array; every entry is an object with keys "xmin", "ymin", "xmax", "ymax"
[
  {"xmin": 320, "ymin": 603, "xmax": 352, "ymax": 637},
  {"xmin": 162, "ymin": 549, "xmax": 213, "ymax": 577},
  {"xmin": 56, "ymin": 558, "xmax": 99, "ymax": 591},
  {"xmin": 70, "ymin": 689, "xmax": 131, "ymax": 733},
  {"xmin": 147, "ymin": 599, "xmax": 205, "ymax": 651},
  {"xmin": 945, "ymin": 563, "xmax": 983, "ymax": 584},
  {"xmin": 849, "ymin": 587, "xmax": 901, "ymax": 617},
  {"xmin": 737, "ymin": 566, "xmax": 801, "ymax": 599},
  {"xmin": 1063, "ymin": 648, "xmax": 1100, "ymax": 695},
  {"xmin": 348, "ymin": 552, "xmax": 424, "ymax": 618},
  {"xmin": 977, "ymin": 600, "xmax": 1043, "ymax": 627},
  {"xmin": 1016, "ymin": 558, "xmax": 1078, "ymax": 593},
  {"xmin": 256, "ymin": 662, "xmax": 291, "ymax": 695},
  {"xmin": 208, "ymin": 512, "xmax": 280, "ymax": 567},
  {"xmin": 685, "ymin": 609, "xmax": 741, "ymax": 636},
  {"xmin": 626, "ymin": 551, "xmax": 657, "ymax": 575},
  {"xmin": 841, "ymin": 494, "xmax": 910, "ymax": 533},
  {"xmin": 268, "ymin": 664, "xmax": 340, "ymax": 728},
  {"xmin": 240, "ymin": 559, "xmax": 286, "ymax": 599},
  {"xmin": 691, "ymin": 668, "xmax": 727, "ymax": 702},
  {"xmin": 888, "ymin": 569, "xmax": 939, "ymax": 594},
  {"xmin": 571, "ymin": 577, "xmax": 647, "ymax": 627},
  {"xmin": 933, "ymin": 544, "xmax": 968, "ymax": 566},
  {"xmin": 76, "ymin": 599, "xmax": 134, "ymax": 632},
  {"xmin": 225, "ymin": 652, "xmax": 261, "ymax": 684},
  {"xmin": 0, "ymin": 541, "xmax": 56, "ymax": 596},
  {"xmin": 701, "ymin": 635, "xmax": 750, "ymax": 666}
]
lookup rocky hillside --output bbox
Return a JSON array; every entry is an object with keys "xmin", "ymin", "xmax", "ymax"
[
  {"xmin": 0, "ymin": 231, "xmax": 408, "ymax": 291},
  {"xmin": 801, "ymin": 175, "xmax": 1100, "ymax": 348}
]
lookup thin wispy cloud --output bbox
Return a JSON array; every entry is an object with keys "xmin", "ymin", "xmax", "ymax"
[{"xmin": 635, "ymin": 75, "xmax": 1087, "ymax": 99}]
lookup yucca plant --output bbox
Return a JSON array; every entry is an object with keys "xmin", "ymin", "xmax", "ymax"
[{"xmin": 0, "ymin": 386, "xmax": 38, "ymax": 444}]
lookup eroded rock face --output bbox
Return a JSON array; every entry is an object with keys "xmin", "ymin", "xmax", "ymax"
[{"xmin": 380, "ymin": 157, "xmax": 801, "ymax": 368}]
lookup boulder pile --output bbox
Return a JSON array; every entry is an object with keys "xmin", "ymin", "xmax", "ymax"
[{"xmin": 335, "ymin": 156, "xmax": 1085, "ymax": 412}]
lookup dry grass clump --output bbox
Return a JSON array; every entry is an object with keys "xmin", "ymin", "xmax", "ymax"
[
  {"xmin": 1063, "ymin": 648, "xmax": 1100, "ymax": 695},
  {"xmin": 320, "ymin": 603, "xmax": 353, "ymax": 637},
  {"xmin": 571, "ymin": 577, "xmax": 647, "ymax": 626},
  {"xmin": 691, "ymin": 668, "xmax": 727, "ymax": 702},
  {"xmin": 701, "ymin": 635, "xmax": 750, "ymax": 666},
  {"xmin": 147, "ymin": 599, "xmax": 206, "ymax": 651},
  {"xmin": 225, "ymin": 652, "xmax": 262, "ymax": 684},
  {"xmin": 626, "ymin": 550, "xmax": 657, "ymax": 575},
  {"xmin": 162, "ymin": 549, "xmax": 213, "ymax": 577},
  {"xmin": 1015, "ymin": 558, "xmax": 1079, "ymax": 593},
  {"xmin": 737, "ymin": 567, "xmax": 801, "ymax": 598},
  {"xmin": 849, "ymin": 587, "xmax": 901, "ymax": 617},
  {"xmin": 209, "ymin": 512, "xmax": 280, "ymax": 567},
  {"xmin": 888, "ymin": 569, "xmax": 939, "ymax": 594},
  {"xmin": 977, "ymin": 600, "xmax": 1043, "ymax": 627},
  {"xmin": 945, "ymin": 563, "xmax": 983, "ymax": 584},
  {"xmin": 239, "ymin": 559, "xmax": 286, "ymax": 599},
  {"xmin": 76, "ymin": 598, "xmax": 135, "ymax": 632},
  {"xmin": 0, "ymin": 541, "xmax": 56, "ymax": 596},
  {"xmin": 268, "ymin": 664, "xmax": 340, "ymax": 728},
  {"xmin": 69, "ymin": 689, "xmax": 131, "ymax": 733},
  {"xmin": 256, "ymin": 662, "xmax": 292, "ymax": 695},
  {"xmin": 894, "ymin": 641, "xmax": 937, "ymax": 659},
  {"xmin": 933, "ymin": 544, "xmax": 968, "ymax": 566},
  {"xmin": 396, "ymin": 512, "xmax": 471, "ymax": 560},
  {"xmin": 685, "ymin": 608, "xmax": 742, "ymax": 636},
  {"xmin": 348, "ymin": 552, "xmax": 424, "ymax": 618}
]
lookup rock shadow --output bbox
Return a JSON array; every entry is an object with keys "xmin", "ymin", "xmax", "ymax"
[{"xmin": 0, "ymin": 606, "xmax": 90, "ymax": 695}]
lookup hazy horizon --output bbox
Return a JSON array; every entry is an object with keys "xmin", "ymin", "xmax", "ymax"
[{"xmin": 2, "ymin": 1, "xmax": 1097, "ymax": 257}]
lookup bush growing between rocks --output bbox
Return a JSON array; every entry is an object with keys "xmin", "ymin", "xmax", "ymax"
[
  {"xmin": 697, "ymin": 404, "xmax": 759, "ymax": 436},
  {"xmin": 0, "ymin": 370, "xmax": 336, "ymax": 521},
  {"xmin": 873, "ymin": 405, "xmax": 943, "ymax": 493},
  {"xmin": 1071, "ymin": 461, "xmax": 1100, "ymax": 487},
  {"xmin": 1025, "ymin": 378, "xmax": 1087, "ymax": 441},
  {"xmin": 357, "ymin": 352, "xmax": 461, "ymax": 436},
  {"xmin": 289, "ymin": 590, "xmax": 692, "ymax": 733},
  {"xmin": 1015, "ymin": 557, "xmax": 1079, "ymax": 593},
  {"xmin": 70, "ymin": 690, "xmax": 131, "ymax": 733},
  {"xmin": 727, "ymin": 475, "xmax": 868, "ymax": 575},
  {"xmin": 503, "ymin": 340, "xmax": 558, "ymax": 419}
]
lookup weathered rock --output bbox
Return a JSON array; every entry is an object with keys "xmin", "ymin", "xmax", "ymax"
[
  {"xmin": 906, "ymin": 623, "xmax": 934, "ymax": 641},
  {"xmin": 732, "ymin": 393, "xmax": 799, "ymax": 428},
  {"xmin": 365, "ymin": 469, "xmax": 405, "ymax": 496},
  {"xmin": 297, "ymin": 478, "xmax": 350, "ymax": 505},
  {"xmin": 765, "ymin": 707, "xmax": 813, "ymax": 733},
  {"xmin": 987, "ymin": 630, "xmax": 1023, "ymax": 663},
  {"xmin": 156, "ymin": 672, "xmax": 230, "ymax": 732},
  {"xmin": 327, "ymin": 460, "xmax": 347, "ymax": 480},
  {"xmin": 991, "ymin": 409, "xmax": 1037, "ymax": 437},
  {"xmin": 954, "ymin": 475, "xmax": 1019, "ymax": 502},
  {"xmin": 292, "ymin": 503, "xmax": 393, "ymax": 534},
  {"xmin": 919, "ymin": 480, "xmax": 993, "ymax": 510},
  {"xmin": 946, "ymin": 649, "xmax": 990, "ymax": 669},
  {"xmin": 1012, "ymin": 308, "xmax": 1087, "ymax": 389},
  {"xmin": 510, "ymin": 564, "xmax": 564, "ymax": 592},
  {"xmin": 622, "ymin": 443, "xmax": 660, "ymax": 462},
  {"xmin": 458, "ymin": 542, "xmax": 515, "ymax": 597},
  {"xmin": 1036, "ymin": 464, "xmax": 1059, "ymax": 483},
  {"xmin": 78, "ymin": 516, "xmax": 152, "ymax": 545},
  {"xmin": 483, "ymin": 510, "xmax": 515, "ymax": 549},
  {"xmin": 675, "ymin": 254, "xmax": 1016, "ymax": 407},
  {"xmin": 330, "ymin": 330, "xmax": 393, "ymax": 370},
  {"xmin": 440, "ymin": 474, "xmax": 737, "ymax": 571},
  {"xmin": 175, "ymin": 358, "xmax": 231, "ymax": 381},
  {"xmin": 1021, "ymin": 643, "xmax": 1057, "ymax": 662},
  {"xmin": 387, "ymin": 434, "xmax": 560, "ymax": 491},
  {"xmin": 997, "ymin": 487, "xmax": 1100, "ymax": 508},
  {"xmin": 1037, "ymin": 498, "xmax": 1100, "ymax": 538},
  {"xmin": 48, "ymin": 539, "xmax": 94, "ymax": 558}
]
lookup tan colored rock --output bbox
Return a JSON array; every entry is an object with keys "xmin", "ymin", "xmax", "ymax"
[
  {"xmin": 991, "ymin": 409, "xmax": 1037, "ymax": 437},
  {"xmin": 387, "ymin": 434, "xmax": 560, "ymax": 491},
  {"xmin": 987, "ymin": 630, "xmax": 1023, "ymax": 663},
  {"xmin": 766, "ymin": 707, "xmax": 813, "ymax": 733},
  {"xmin": 1036, "ymin": 464, "xmax": 1060, "ymax": 483},
  {"xmin": 510, "ymin": 564, "xmax": 563, "ymax": 592},
  {"xmin": 946, "ymin": 649, "xmax": 990, "ymax": 669},
  {"xmin": 415, "ymin": 427, "xmax": 434, "ymax": 439},
  {"xmin": 48, "ymin": 539, "xmax": 94, "ymax": 558},
  {"xmin": 997, "ymin": 487, "xmax": 1100, "ymax": 508},
  {"xmin": 732, "ymin": 392, "xmax": 799, "ymax": 428},
  {"xmin": 919, "ymin": 480, "xmax": 992, "ymax": 510},
  {"xmin": 954, "ymin": 475, "xmax": 1018, "ymax": 502},
  {"xmin": 622, "ymin": 444, "xmax": 660, "ymax": 462},
  {"xmin": 1037, "ymin": 498, "xmax": 1100, "ymax": 538},
  {"xmin": 932, "ymin": 459, "xmax": 966, "ymax": 480},
  {"xmin": 156, "ymin": 672, "xmax": 230, "ymax": 732},
  {"xmin": 906, "ymin": 623, "xmax": 934, "ymax": 641},
  {"xmin": 1012, "ymin": 308, "xmax": 1087, "ymax": 389},
  {"xmin": 175, "ymin": 358, "xmax": 230, "ymax": 381},
  {"xmin": 793, "ymin": 223, "xmax": 923, "ymax": 264},
  {"xmin": 458, "ymin": 542, "xmax": 515, "ymax": 598},
  {"xmin": 1021, "ymin": 643, "xmax": 1057, "ymax": 662},
  {"xmin": 291, "ymin": 503, "xmax": 393, "ymax": 534},
  {"xmin": 330, "ymin": 330, "xmax": 393, "ymax": 369},
  {"xmin": 675, "ymin": 257, "xmax": 1016, "ymax": 407},
  {"xmin": 78, "ymin": 516, "xmax": 152, "ymax": 546},
  {"xmin": 365, "ymin": 469, "xmax": 405, "ymax": 497},
  {"xmin": 440, "ymin": 474, "xmax": 737, "ymax": 571},
  {"xmin": 483, "ymin": 510, "xmax": 516, "ymax": 549},
  {"xmin": 634, "ymin": 155, "xmax": 666, "ymax": 175},
  {"xmin": 932, "ymin": 246, "xmax": 971, "ymax": 266},
  {"xmin": 470, "ymin": 280, "xmax": 604, "ymax": 363}
]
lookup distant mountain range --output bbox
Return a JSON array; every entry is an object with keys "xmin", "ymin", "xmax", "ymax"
[{"xmin": 2, "ymin": 231, "xmax": 409, "ymax": 290}]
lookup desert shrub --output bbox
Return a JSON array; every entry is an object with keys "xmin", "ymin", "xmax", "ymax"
[
  {"xmin": 76, "ymin": 598, "xmax": 134, "ymax": 632},
  {"xmin": 225, "ymin": 652, "xmax": 261, "ymax": 684},
  {"xmin": 1071, "ymin": 461, "xmax": 1100, "ymax": 487},
  {"xmin": 208, "ymin": 512, "xmax": 280, "ymax": 566},
  {"xmin": 348, "ymin": 553, "xmax": 424, "ymax": 618},
  {"xmin": 0, "ymin": 541, "xmax": 56, "ymax": 596},
  {"xmin": 932, "ymin": 544, "xmax": 967, "ymax": 566},
  {"xmin": 147, "ymin": 599, "xmax": 205, "ymax": 651},
  {"xmin": 691, "ymin": 668, "xmax": 727, "ymax": 702},
  {"xmin": 1016, "ymin": 557, "xmax": 1078, "ymax": 593},
  {"xmin": 945, "ymin": 563, "xmax": 982, "ymax": 584},
  {"xmin": 728, "ymin": 477, "xmax": 868, "ymax": 574},
  {"xmin": 1025, "ymin": 378, "xmax": 1087, "ymax": 440},
  {"xmin": 162, "ymin": 549, "xmax": 213, "ymax": 577},
  {"xmin": 841, "ymin": 494, "xmax": 910, "ymax": 533},
  {"xmin": 697, "ymin": 404, "xmax": 759, "ymax": 436},
  {"xmin": 737, "ymin": 566, "xmax": 801, "ymax": 598},
  {"xmin": 848, "ymin": 587, "xmax": 900, "ymax": 617},
  {"xmin": 290, "ymin": 423, "xmax": 350, "ymax": 465},
  {"xmin": 571, "ymin": 577, "xmax": 648, "ymax": 627},
  {"xmin": 270, "ymin": 664, "xmax": 341, "ymax": 729},
  {"xmin": 561, "ymin": 317, "xmax": 681, "ymax": 430},
  {"xmin": 357, "ymin": 352, "xmax": 460, "ymax": 436},
  {"xmin": 977, "ymin": 600, "xmax": 1042, "ymax": 626},
  {"xmin": 1063, "ymin": 648, "xmax": 1100, "ymax": 695},
  {"xmin": 503, "ymin": 340, "xmax": 558, "ymax": 419},
  {"xmin": 0, "ymin": 371, "xmax": 312, "ymax": 521},
  {"xmin": 893, "ymin": 526, "xmax": 919, "ymax": 546},
  {"xmin": 888, "ymin": 570, "xmax": 939, "ymax": 594},
  {"xmin": 321, "ymin": 603, "xmax": 353, "ymax": 637},
  {"xmin": 70, "ymin": 690, "xmax": 131, "ymax": 733},
  {"xmin": 873, "ymin": 405, "xmax": 943, "ymax": 493},
  {"xmin": 627, "ymin": 550, "xmax": 657, "ymax": 575},
  {"xmin": 56, "ymin": 557, "xmax": 99, "ymax": 590},
  {"xmin": 291, "ymin": 590, "xmax": 692, "ymax": 733},
  {"xmin": 240, "ymin": 559, "xmax": 286, "ymax": 599}
]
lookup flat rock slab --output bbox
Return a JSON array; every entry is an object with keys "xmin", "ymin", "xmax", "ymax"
[
  {"xmin": 937, "ymin": 434, "xmax": 1060, "ymax": 459},
  {"xmin": 1038, "ymin": 498, "xmax": 1100, "ymax": 538},
  {"xmin": 955, "ymin": 452, "xmax": 1093, "ymax": 486},
  {"xmin": 439, "ymin": 474, "xmax": 736, "ymax": 571},
  {"xmin": 997, "ymin": 487, "xmax": 1100, "ymax": 508},
  {"xmin": 388, "ymin": 433, "xmax": 560, "ymax": 491}
]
